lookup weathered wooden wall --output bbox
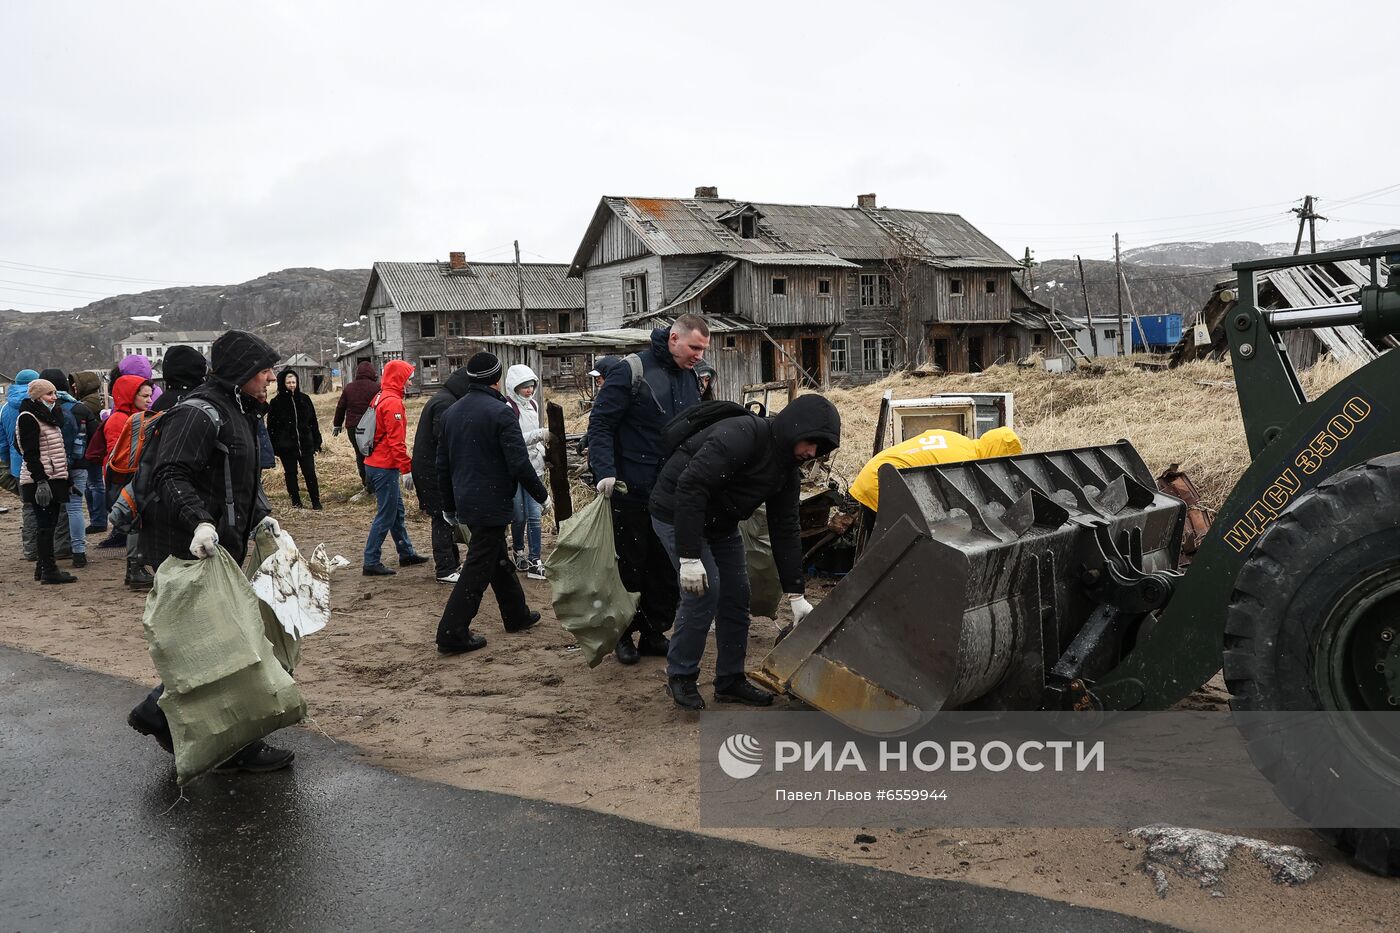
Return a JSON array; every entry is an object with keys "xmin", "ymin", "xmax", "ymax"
[
  {"xmin": 584, "ymin": 255, "xmax": 665, "ymax": 329},
  {"xmin": 733, "ymin": 265, "xmax": 843, "ymax": 326},
  {"xmin": 587, "ymin": 213, "xmax": 649, "ymax": 267}
]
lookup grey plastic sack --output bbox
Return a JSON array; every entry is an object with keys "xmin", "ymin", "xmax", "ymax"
[
  {"xmin": 740, "ymin": 505, "xmax": 783, "ymax": 619},
  {"xmin": 143, "ymin": 547, "xmax": 307, "ymax": 784},
  {"xmin": 544, "ymin": 494, "xmax": 638, "ymax": 667}
]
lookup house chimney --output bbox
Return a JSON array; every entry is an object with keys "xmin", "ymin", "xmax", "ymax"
[
  {"xmin": 448, "ymin": 251, "xmax": 467, "ymax": 270},
  {"xmin": 694, "ymin": 186, "xmax": 719, "ymax": 199},
  {"xmin": 857, "ymin": 193, "xmax": 877, "ymax": 210}
]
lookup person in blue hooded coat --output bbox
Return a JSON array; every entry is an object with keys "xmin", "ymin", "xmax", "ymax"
[{"xmin": 1, "ymin": 369, "xmax": 42, "ymax": 559}]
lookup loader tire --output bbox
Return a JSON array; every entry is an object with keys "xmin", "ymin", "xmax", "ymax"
[{"xmin": 1223, "ymin": 455, "xmax": 1400, "ymax": 876}]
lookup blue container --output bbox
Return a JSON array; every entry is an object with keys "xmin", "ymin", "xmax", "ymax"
[{"xmin": 1132, "ymin": 313, "xmax": 1183, "ymax": 350}]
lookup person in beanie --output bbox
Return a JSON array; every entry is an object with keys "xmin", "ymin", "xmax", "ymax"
[
  {"xmin": 333, "ymin": 360, "xmax": 379, "ymax": 490},
  {"xmin": 649, "ymin": 393, "xmax": 842, "ymax": 710},
  {"xmin": 434, "ymin": 351, "xmax": 548, "ymax": 654},
  {"xmin": 71, "ymin": 371, "xmax": 109, "ymax": 534},
  {"xmin": 149, "ymin": 345, "xmax": 207, "ymax": 413},
  {"xmin": 0, "ymin": 369, "xmax": 40, "ymax": 558},
  {"xmin": 410, "ymin": 363, "xmax": 473, "ymax": 584},
  {"xmin": 15, "ymin": 379, "xmax": 77, "ymax": 584},
  {"xmin": 39, "ymin": 368, "xmax": 97, "ymax": 569},
  {"xmin": 360, "ymin": 359, "xmax": 426, "ymax": 575},
  {"xmin": 127, "ymin": 329, "xmax": 294, "ymax": 773},
  {"xmin": 267, "ymin": 368, "xmax": 323, "ymax": 509}
]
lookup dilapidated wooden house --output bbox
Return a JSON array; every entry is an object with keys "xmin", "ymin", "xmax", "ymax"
[
  {"xmin": 357, "ymin": 254, "xmax": 584, "ymax": 388},
  {"xmin": 568, "ymin": 189, "xmax": 1047, "ymax": 384}
]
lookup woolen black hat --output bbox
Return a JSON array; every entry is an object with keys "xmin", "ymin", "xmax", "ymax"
[
  {"xmin": 467, "ymin": 351, "xmax": 502, "ymax": 385},
  {"xmin": 211, "ymin": 330, "xmax": 280, "ymax": 386}
]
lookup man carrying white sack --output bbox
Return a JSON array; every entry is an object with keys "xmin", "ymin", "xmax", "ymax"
[{"xmin": 126, "ymin": 329, "xmax": 296, "ymax": 774}]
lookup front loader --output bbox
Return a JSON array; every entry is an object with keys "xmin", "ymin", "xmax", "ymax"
[{"xmin": 753, "ymin": 245, "xmax": 1400, "ymax": 873}]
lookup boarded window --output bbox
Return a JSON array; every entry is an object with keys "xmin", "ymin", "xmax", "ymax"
[
  {"xmin": 622, "ymin": 274, "xmax": 648, "ymax": 317},
  {"xmin": 772, "ymin": 277, "xmax": 787, "ymax": 296},
  {"xmin": 862, "ymin": 336, "xmax": 894, "ymax": 371},
  {"xmin": 818, "ymin": 278, "xmax": 832, "ymax": 295},
  {"xmin": 420, "ymin": 313, "xmax": 437, "ymax": 339},
  {"xmin": 375, "ymin": 314, "xmax": 386, "ymax": 341},
  {"xmin": 986, "ymin": 279, "xmax": 997, "ymax": 295},
  {"xmin": 859, "ymin": 273, "xmax": 892, "ymax": 307},
  {"xmin": 950, "ymin": 278, "xmax": 963, "ymax": 296},
  {"xmin": 830, "ymin": 337, "xmax": 848, "ymax": 373},
  {"xmin": 420, "ymin": 356, "xmax": 439, "ymax": 385}
]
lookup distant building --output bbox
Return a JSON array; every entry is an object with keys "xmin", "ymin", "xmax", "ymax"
[
  {"xmin": 277, "ymin": 352, "xmax": 331, "ymax": 394},
  {"xmin": 567, "ymin": 188, "xmax": 1050, "ymax": 383},
  {"xmin": 355, "ymin": 255, "xmax": 585, "ymax": 389},
  {"xmin": 114, "ymin": 330, "xmax": 223, "ymax": 369}
]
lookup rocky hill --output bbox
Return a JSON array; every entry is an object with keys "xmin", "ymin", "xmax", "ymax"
[{"xmin": 0, "ymin": 267, "xmax": 369, "ymax": 378}]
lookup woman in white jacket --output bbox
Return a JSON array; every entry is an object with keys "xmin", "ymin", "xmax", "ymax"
[{"xmin": 504, "ymin": 364, "xmax": 551, "ymax": 579}]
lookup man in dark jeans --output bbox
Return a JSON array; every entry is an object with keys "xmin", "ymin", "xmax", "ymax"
[
  {"xmin": 434, "ymin": 352, "xmax": 548, "ymax": 654},
  {"xmin": 586, "ymin": 314, "xmax": 708, "ymax": 665},
  {"xmin": 411, "ymin": 364, "xmax": 472, "ymax": 584}
]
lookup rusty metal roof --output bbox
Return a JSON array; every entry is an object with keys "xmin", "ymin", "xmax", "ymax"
[
  {"xmin": 474, "ymin": 329, "xmax": 653, "ymax": 352},
  {"xmin": 570, "ymin": 196, "xmax": 1021, "ymax": 274},
  {"xmin": 362, "ymin": 261, "xmax": 584, "ymax": 316}
]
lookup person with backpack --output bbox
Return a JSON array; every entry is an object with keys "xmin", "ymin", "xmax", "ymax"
[
  {"xmin": 333, "ymin": 360, "xmax": 379, "ymax": 491},
  {"xmin": 39, "ymin": 368, "xmax": 97, "ymax": 569},
  {"xmin": 267, "ymin": 368, "xmax": 323, "ymax": 509},
  {"xmin": 410, "ymin": 363, "xmax": 472, "ymax": 584},
  {"xmin": 104, "ymin": 374, "xmax": 156, "ymax": 589},
  {"xmin": 434, "ymin": 352, "xmax": 548, "ymax": 654},
  {"xmin": 360, "ymin": 359, "xmax": 427, "ymax": 575},
  {"xmin": 149, "ymin": 345, "xmax": 207, "ymax": 413},
  {"xmin": 126, "ymin": 329, "xmax": 295, "ymax": 774},
  {"xmin": 504, "ymin": 364, "xmax": 552, "ymax": 579},
  {"xmin": 1, "ymin": 368, "xmax": 44, "ymax": 560},
  {"xmin": 71, "ymin": 371, "xmax": 108, "ymax": 534},
  {"xmin": 15, "ymin": 378, "xmax": 78, "ymax": 585},
  {"xmin": 585, "ymin": 315, "xmax": 709, "ymax": 666},
  {"xmin": 649, "ymin": 393, "xmax": 842, "ymax": 710}
]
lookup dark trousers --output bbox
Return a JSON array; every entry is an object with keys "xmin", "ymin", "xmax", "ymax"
[
  {"xmin": 348, "ymin": 431, "xmax": 367, "ymax": 488},
  {"xmin": 429, "ymin": 511, "xmax": 461, "ymax": 578},
  {"xmin": 85, "ymin": 463, "xmax": 106, "ymax": 529},
  {"xmin": 23, "ymin": 479, "xmax": 71, "ymax": 570},
  {"xmin": 652, "ymin": 518, "xmax": 751, "ymax": 682},
  {"xmin": 278, "ymin": 451, "xmax": 320, "ymax": 507},
  {"xmin": 436, "ymin": 524, "xmax": 529, "ymax": 647},
  {"xmin": 612, "ymin": 496, "xmax": 679, "ymax": 637}
]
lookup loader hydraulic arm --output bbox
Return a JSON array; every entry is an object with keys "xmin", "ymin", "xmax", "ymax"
[{"xmin": 1229, "ymin": 247, "xmax": 1400, "ymax": 457}]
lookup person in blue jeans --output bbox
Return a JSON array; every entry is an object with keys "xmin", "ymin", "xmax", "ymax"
[
  {"xmin": 40, "ymin": 368, "xmax": 97, "ymax": 568},
  {"xmin": 647, "ymin": 394, "xmax": 841, "ymax": 711},
  {"xmin": 504, "ymin": 364, "xmax": 552, "ymax": 579},
  {"xmin": 361, "ymin": 359, "xmax": 427, "ymax": 575}
]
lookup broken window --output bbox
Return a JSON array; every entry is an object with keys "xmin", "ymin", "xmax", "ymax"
[
  {"xmin": 986, "ymin": 279, "xmax": 997, "ymax": 295},
  {"xmin": 622, "ymin": 274, "xmax": 648, "ymax": 317},
  {"xmin": 831, "ymin": 337, "xmax": 848, "ymax": 373},
  {"xmin": 740, "ymin": 214, "xmax": 757, "ymax": 238},
  {"xmin": 950, "ymin": 278, "xmax": 963, "ymax": 296},
  {"xmin": 375, "ymin": 314, "xmax": 386, "ymax": 341},
  {"xmin": 1032, "ymin": 333, "xmax": 1044, "ymax": 346},
  {"xmin": 447, "ymin": 355, "xmax": 466, "ymax": 371},
  {"xmin": 859, "ymin": 273, "xmax": 892, "ymax": 307},
  {"xmin": 445, "ymin": 313, "xmax": 463, "ymax": 337},
  {"xmin": 724, "ymin": 335, "xmax": 736, "ymax": 349},
  {"xmin": 1105, "ymin": 329, "xmax": 1117, "ymax": 340},
  {"xmin": 420, "ymin": 313, "xmax": 437, "ymax": 339},
  {"xmin": 420, "ymin": 356, "xmax": 439, "ymax": 385},
  {"xmin": 557, "ymin": 312, "xmax": 571, "ymax": 333},
  {"xmin": 862, "ymin": 336, "xmax": 894, "ymax": 371},
  {"xmin": 491, "ymin": 313, "xmax": 506, "ymax": 336},
  {"xmin": 772, "ymin": 277, "xmax": 787, "ymax": 296},
  {"xmin": 818, "ymin": 278, "xmax": 832, "ymax": 296}
]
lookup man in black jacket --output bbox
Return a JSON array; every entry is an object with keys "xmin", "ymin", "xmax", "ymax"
[
  {"xmin": 149, "ymin": 345, "xmax": 208, "ymax": 413},
  {"xmin": 412, "ymin": 364, "xmax": 472, "ymax": 583},
  {"xmin": 435, "ymin": 352, "xmax": 549, "ymax": 654},
  {"xmin": 586, "ymin": 315, "xmax": 708, "ymax": 665},
  {"xmin": 649, "ymin": 393, "xmax": 841, "ymax": 710},
  {"xmin": 126, "ymin": 330, "xmax": 295, "ymax": 773}
]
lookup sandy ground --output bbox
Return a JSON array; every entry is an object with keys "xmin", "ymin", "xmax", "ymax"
[{"xmin": 4, "ymin": 494, "xmax": 1398, "ymax": 933}]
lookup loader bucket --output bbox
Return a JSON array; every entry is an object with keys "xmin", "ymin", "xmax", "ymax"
[{"xmin": 752, "ymin": 441, "xmax": 1186, "ymax": 734}]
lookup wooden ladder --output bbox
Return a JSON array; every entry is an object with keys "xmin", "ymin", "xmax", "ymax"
[
  {"xmin": 861, "ymin": 207, "xmax": 942, "ymax": 264},
  {"xmin": 1045, "ymin": 311, "xmax": 1091, "ymax": 366},
  {"xmin": 680, "ymin": 199, "xmax": 741, "ymax": 243}
]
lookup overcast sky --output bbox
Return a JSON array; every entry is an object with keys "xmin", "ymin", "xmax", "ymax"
[{"xmin": 3, "ymin": 0, "xmax": 1396, "ymax": 312}]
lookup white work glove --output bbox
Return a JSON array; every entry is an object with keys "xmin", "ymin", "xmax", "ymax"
[
  {"xmin": 788, "ymin": 595, "xmax": 814, "ymax": 625},
  {"xmin": 596, "ymin": 476, "xmax": 616, "ymax": 498},
  {"xmin": 679, "ymin": 558, "xmax": 708, "ymax": 595},
  {"xmin": 332, "ymin": 426, "xmax": 342, "ymax": 437},
  {"xmin": 257, "ymin": 516, "xmax": 281, "ymax": 537},
  {"xmin": 190, "ymin": 522, "xmax": 219, "ymax": 559},
  {"xmin": 401, "ymin": 473, "xmax": 415, "ymax": 492},
  {"xmin": 528, "ymin": 428, "xmax": 555, "ymax": 445}
]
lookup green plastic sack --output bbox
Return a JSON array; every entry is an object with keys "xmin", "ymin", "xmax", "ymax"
[
  {"xmin": 740, "ymin": 505, "xmax": 784, "ymax": 619},
  {"xmin": 143, "ymin": 547, "xmax": 307, "ymax": 784},
  {"xmin": 544, "ymin": 494, "xmax": 638, "ymax": 667}
]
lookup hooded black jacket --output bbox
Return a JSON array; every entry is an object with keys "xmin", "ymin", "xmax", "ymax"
[
  {"xmin": 150, "ymin": 345, "xmax": 208, "ymax": 413},
  {"xmin": 334, "ymin": 361, "xmax": 380, "ymax": 431},
  {"xmin": 649, "ymin": 394, "xmax": 841, "ymax": 593},
  {"xmin": 143, "ymin": 330, "xmax": 279, "ymax": 567},
  {"xmin": 411, "ymin": 366, "xmax": 472, "ymax": 512},
  {"xmin": 267, "ymin": 369, "xmax": 322, "ymax": 456},
  {"xmin": 436, "ymin": 382, "xmax": 548, "ymax": 527}
]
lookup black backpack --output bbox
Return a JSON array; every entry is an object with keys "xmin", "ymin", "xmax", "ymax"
[{"xmin": 663, "ymin": 399, "xmax": 766, "ymax": 454}]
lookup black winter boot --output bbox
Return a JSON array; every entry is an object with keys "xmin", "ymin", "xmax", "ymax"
[
  {"xmin": 125, "ymin": 558, "xmax": 154, "ymax": 590},
  {"xmin": 714, "ymin": 676, "xmax": 774, "ymax": 707},
  {"xmin": 614, "ymin": 632, "xmax": 640, "ymax": 665},
  {"xmin": 666, "ymin": 675, "xmax": 706, "ymax": 711},
  {"xmin": 37, "ymin": 529, "xmax": 76, "ymax": 585}
]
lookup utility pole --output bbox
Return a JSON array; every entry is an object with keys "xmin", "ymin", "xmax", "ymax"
[
  {"xmin": 1076, "ymin": 254, "xmax": 1099, "ymax": 356},
  {"xmin": 514, "ymin": 240, "xmax": 528, "ymax": 335},
  {"xmin": 1019, "ymin": 246, "xmax": 1035, "ymax": 292},
  {"xmin": 1291, "ymin": 195, "xmax": 1328, "ymax": 255},
  {"xmin": 1114, "ymin": 233, "xmax": 1126, "ymax": 356}
]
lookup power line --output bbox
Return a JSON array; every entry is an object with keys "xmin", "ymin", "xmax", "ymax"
[{"xmin": 0, "ymin": 258, "xmax": 206, "ymax": 287}]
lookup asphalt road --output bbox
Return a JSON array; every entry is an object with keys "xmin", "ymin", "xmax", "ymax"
[{"xmin": 0, "ymin": 646, "xmax": 1174, "ymax": 932}]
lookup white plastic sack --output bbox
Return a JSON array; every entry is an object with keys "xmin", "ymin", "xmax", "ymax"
[{"xmin": 249, "ymin": 527, "xmax": 346, "ymax": 640}]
